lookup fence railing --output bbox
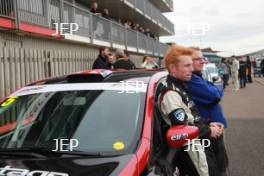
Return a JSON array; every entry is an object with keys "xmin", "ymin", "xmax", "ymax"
[
  {"xmin": 164, "ymin": 0, "xmax": 173, "ymax": 9},
  {"xmin": 0, "ymin": 0, "xmax": 15, "ymax": 19},
  {"xmin": 0, "ymin": 46, "xmax": 160, "ymax": 98},
  {"xmin": 0, "ymin": 47, "xmax": 97, "ymax": 98},
  {"xmin": 0, "ymin": 0, "xmax": 169, "ymax": 57},
  {"xmin": 126, "ymin": 0, "xmax": 174, "ymax": 33}
]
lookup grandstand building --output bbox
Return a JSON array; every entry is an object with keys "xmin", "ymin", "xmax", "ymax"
[{"xmin": 0, "ymin": 0, "xmax": 174, "ymax": 97}]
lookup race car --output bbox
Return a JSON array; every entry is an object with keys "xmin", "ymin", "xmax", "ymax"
[{"xmin": 0, "ymin": 69, "xmax": 199, "ymax": 176}]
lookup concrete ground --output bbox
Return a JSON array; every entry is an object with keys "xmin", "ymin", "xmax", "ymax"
[{"xmin": 222, "ymin": 77, "xmax": 264, "ymax": 176}]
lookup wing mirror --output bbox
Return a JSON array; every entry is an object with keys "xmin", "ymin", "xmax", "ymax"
[{"xmin": 166, "ymin": 125, "xmax": 199, "ymax": 148}]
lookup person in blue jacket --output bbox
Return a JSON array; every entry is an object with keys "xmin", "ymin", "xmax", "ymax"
[{"xmin": 188, "ymin": 47, "xmax": 228, "ymax": 175}]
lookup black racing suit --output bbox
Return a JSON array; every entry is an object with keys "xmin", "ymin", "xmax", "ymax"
[{"xmin": 159, "ymin": 75, "xmax": 220, "ymax": 176}]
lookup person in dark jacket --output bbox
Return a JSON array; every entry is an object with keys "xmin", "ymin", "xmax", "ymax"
[
  {"xmin": 239, "ymin": 57, "xmax": 247, "ymax": 88},
  {"xmin": 261, "ymin": 59, "xmax": 264, "ymax": 76},
  {"xmin": 219, "ymin": 59, "xmax": 229, "ymax": 90},
  {"xmin": 113, "ymin": 49, "xmax": 136, "ymax": 69},
  {"xmin": 92, "ymin": 47, "xmax": 112, "ymax": 69},
  {"xmin": 188, "ymin": 47, "xmax": 229, "ymax": 175},
  {"xmin": 246, "ymin": 56, "xmax": 253, "ymax": 83}
]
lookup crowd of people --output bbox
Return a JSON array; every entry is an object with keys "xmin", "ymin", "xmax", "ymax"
[
  {"xmin": 218, "ymin": 56, "xmax": 254, "ymax": 91},
  {"xmin": 123, "ymin": 20, "xmax": 157, "ymax": 39},
  {"xmin": 92, "ymin": 47, "xmax": 159, "ymax": 70},
  {"xmin": 89, "ymin": 2, "xmax": 158, "ymax": 39}
]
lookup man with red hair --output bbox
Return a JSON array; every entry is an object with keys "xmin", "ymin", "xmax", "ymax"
[{"xmin": 159, "ymin": 45, "xmax": 221, "ymax": 176}]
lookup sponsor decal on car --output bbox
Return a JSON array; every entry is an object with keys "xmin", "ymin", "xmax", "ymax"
[
  {"xmin": 0, "ymin": 96, "xmax": 18, "ymax": 107},
  {"xmin": 0, "ymin": 165, "xmax": 69, "ymax": 176}
]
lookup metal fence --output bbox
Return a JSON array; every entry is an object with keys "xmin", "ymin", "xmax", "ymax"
[
  {"xmin": 0, "ymin": 44, "xmax": 168, "ymax": 98},
  {"xmin": 92, "ymin": 14, "xmax": 111, "ymax": 42},
  {"xmin": 0, "ymin": 47, "xmax": 95, "ymax": 98},
  {"xmin": 126, "ymin": 29, "xmax": 138, "ymax": 49},
  {"xmin": 112, "ymin": 22, "xmax": 126, "ymax": 46},
  {"xmin": 0, "ymin": 0, "xmax": 15, "ymax": 18},
  {"xmin": 18, "ymin": 0, "xmax": 48, "ymax": 27},
  {"xmin": 138, "ymin": 33, "xmax": 147, "ymax": 51},
  {"xmin": 123, "ymin": 0, "xmax": 173, "ymax": 33},
  {"xmin": 0, "ymin": 0, "xmax": 169, "ymax": 57},
  {"xmin": 130, "ymin": 0, "xmax": 174, "ymax": 33},
  {"xmin": 73, "ymin": 4, "xmax": 91, "ymax": 38},
  {"xmin": 136, "ymin": 0, "xmax": 145, "ymax": 13},
  {"xmin": 164, "ymin": 0, "xmax": 173, "ymax": 9}
]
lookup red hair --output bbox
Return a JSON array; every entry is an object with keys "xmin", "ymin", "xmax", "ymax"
[{"xmin": 164, "ymin": 44, "xmax": 193, "ymax": 68}]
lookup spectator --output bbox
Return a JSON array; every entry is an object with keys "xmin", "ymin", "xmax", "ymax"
[
  {"xmin": 150, "ymin": 31, "xmax": 156, "ymax": 39},
  {"xmin": 231, "ymin": 57, "xmax": 240, "ymax": 91},
  {"xmin": 239, "ymin": 57, "xmax": 247, "ymax": 88},
  {"xmin": 92, "ymin": 47, "xmax": 112, "ymax": 69},
  {"xmin": 125, "ymin": 50, "xmax": 136, "ymax": 68},
  {"xmin": 102, "ymin": 8, "xmax": 110, "ymax": 19},
  {"xmin": 122, "ymin": 21, "xmax": 157, "ymax": 39},
  {"xmin": 144, "ymin": 28, "xmax": 151, "ymax": 36},
  {"xmin": 261, "ymin": 59, "xmax": 264, "ymax": 77},
  {"xmin": 139, "ymin": 26, "xmax": 145, "ymax": 33},
  {"xmin": 246, "ymin": 56, "xmax": 253, "ymax": 83},
  {"xmin": 143, "ymin": 28, "xmax": 157, "ymax": 39},
  {"xmin": 219, "ymin": 59, "xmax": 229, "ymax": 89},
  {"xmin": 141, "ymin": 56, "xmax": 159, "ymax": 69},
  {"xmin": 113, "ymin": 49, "xmax": 136, "ymax": 70},
  {"xmin": 90, "ymin": 2, "xmax": 101, "ymax": 16},
  {"xmin": 227, "ymin": 58, "xmax": 232, "ymax": 76},
  {"xmin": 123, "ymin": 20, "xmax": 131, "ymax": 29},
  {"xmin": 107, "ymin": 53, "xmax": 115, "ymax": 69},
  {"xmin": 132, "ymin": 23, "xmax": 140, "ymax": 31}
]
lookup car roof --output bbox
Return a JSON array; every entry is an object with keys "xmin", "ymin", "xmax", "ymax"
[
  {"xmin": 28, "ymin": 69, "xmax": 167, "ymax": 86},
  {"xmin": 7, "ymin": 69, "xmax": 167, "ymax": 97}
]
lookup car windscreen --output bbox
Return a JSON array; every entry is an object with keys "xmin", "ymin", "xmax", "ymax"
[{"xmin": 0, "ymin": 83, "xmax": 146, "ymax": 155}]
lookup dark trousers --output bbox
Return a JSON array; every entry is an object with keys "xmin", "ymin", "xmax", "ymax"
[
  {"xmin": 247, "ymin": 74, "xmax": 252, "ymax": 83},
  {"xmin": 222, "ymin": 74, "xmax": 229, "ymax": 89},
  {"xmin": 176, "ymin": 142, "xmax": 221, "ymax": 176},
  {"xmin": 210, "ymin": 135, "xmax": 229, "ymax": 173},
  {"xmin": 239, "ymin": 76, "xmax": 247, "ymax": 88}
]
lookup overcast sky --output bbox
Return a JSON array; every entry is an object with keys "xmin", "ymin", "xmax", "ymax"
[{"xmin": 160, "ymin": 0, "xmax": 264, "ymax": 56}]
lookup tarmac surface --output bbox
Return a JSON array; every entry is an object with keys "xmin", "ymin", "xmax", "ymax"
[{"xmin": 222, "ymin": 77, "xmax": 264, "ymax": 176}]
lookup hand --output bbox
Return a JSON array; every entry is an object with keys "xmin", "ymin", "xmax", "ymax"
[
  {"xmin": 210, "ymin": 126, "xmax": 222, "ymax": 138},
  {"xmin": 210, "ymin": 122, "xmax": 224, "ymax": 134}
]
